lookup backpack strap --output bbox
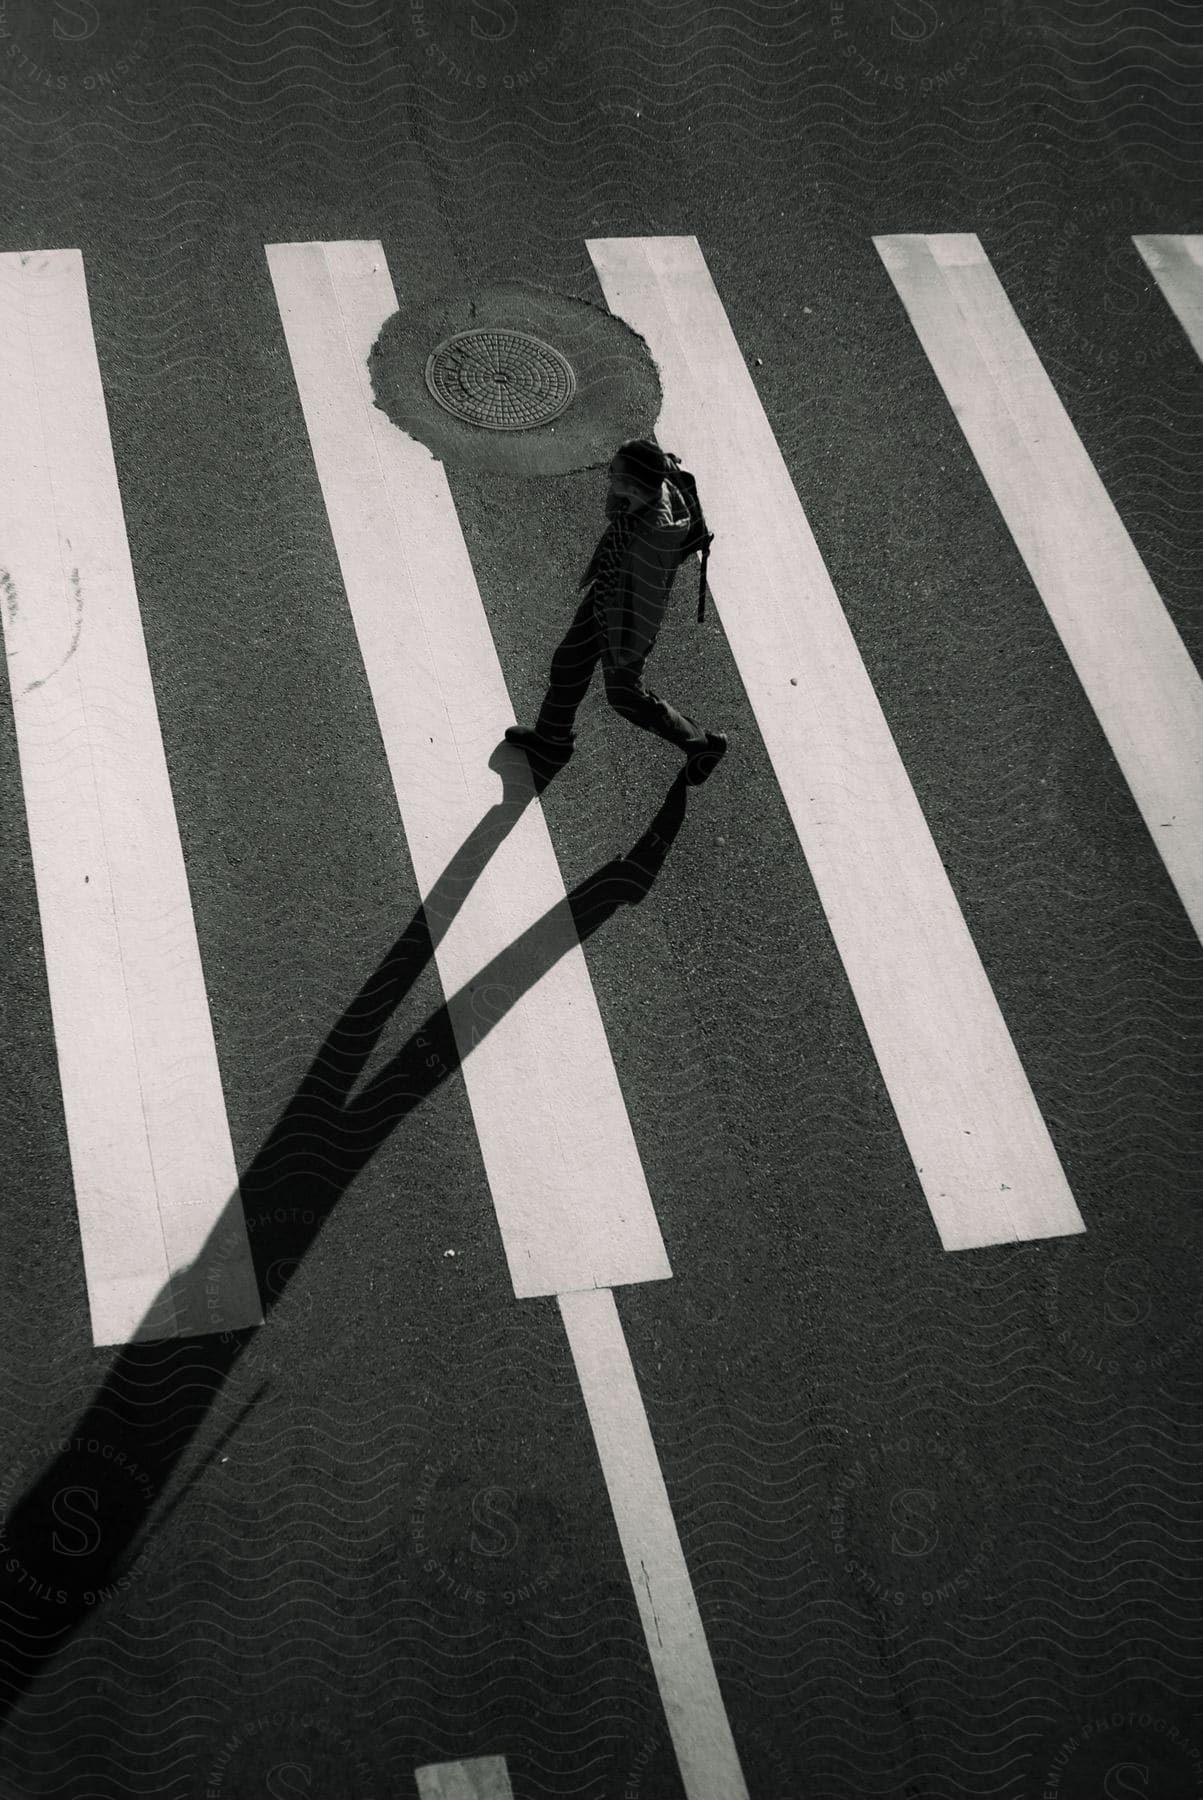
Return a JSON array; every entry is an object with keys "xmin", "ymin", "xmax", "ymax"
[{"xmin": 696, "ymin": 531, "xmax": 713, "ymax": 622}]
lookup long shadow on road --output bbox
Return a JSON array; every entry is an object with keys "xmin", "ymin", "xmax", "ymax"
[{"xmin": 0, "ymin": 742, "xmax": 691, "ymax": 1725}]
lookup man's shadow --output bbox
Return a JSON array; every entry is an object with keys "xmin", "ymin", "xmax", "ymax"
[{"xmin": 0, "ymin": 745, "xmax": 690, "ymax": 1723}]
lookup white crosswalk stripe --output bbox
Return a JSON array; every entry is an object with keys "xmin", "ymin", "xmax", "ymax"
[
  {"xmin": 560, "ymin": 1287, "xmax": 750, "ymax": 1800},
  {"xmin": 0, "ymin": 248, "xmax": 261, "ymax": 1346},
  {"xmin": 1134, "ymin": 234, "xmax": 1203, "ymax": 361},
  {"xmin": 877, "ymin": 231, "xmax": 1203, "ymax": 947},
  {"xmin": 588, "ymin": 233, "xmax": 1087, "ymax": 1252},
  {"xmin": 415, "ymin": 1755, "xmax": 513, "ymax": 1799}
]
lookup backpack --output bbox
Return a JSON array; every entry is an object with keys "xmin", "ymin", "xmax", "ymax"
[{"xmin": 663, "ymin": 453, "xmax": 715, "ymax": 622}]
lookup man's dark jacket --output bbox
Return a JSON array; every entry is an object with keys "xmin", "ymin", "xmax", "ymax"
[{"xmin": 577, "ymin": 481, "xmax": 692, "ymax": 674}]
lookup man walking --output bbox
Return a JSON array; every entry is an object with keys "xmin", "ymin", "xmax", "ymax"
[{"xmin": 505, "ymin": 439, "xmax": 728, "ymax": 785}]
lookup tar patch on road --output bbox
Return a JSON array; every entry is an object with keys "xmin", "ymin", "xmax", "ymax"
[{"xmin": 368, "ymin": 277, "xmax": 661, "ymax": 479}]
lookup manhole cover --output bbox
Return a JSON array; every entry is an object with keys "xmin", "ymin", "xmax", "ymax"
[{"xmin": 424, "ymin": 328, "xmax": 576, "ymax": 431}]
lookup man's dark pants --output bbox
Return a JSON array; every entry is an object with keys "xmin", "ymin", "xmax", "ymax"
[{"xmin": 534, "ymin": 592, "xmax": 707, "ymax": 750}]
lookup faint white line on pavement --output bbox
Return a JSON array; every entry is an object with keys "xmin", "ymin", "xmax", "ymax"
[
  {"xmin": 559, "ymin": 1286, "xmax": 748, "ymax": 1800},
  {"xmin": 265, "ymin": 240, "xmax": 671, "ymax": 1297},
  {"xmin": 414, "ymin": 1755, "xmax": 513, "ymax": 1799},
  {"xmin": 0, "ymin": 248, "xmax": 262, "ymax": 1345},
  {"xmin": 1133, "ymin": 234, "xmax": 1203, "ymax": 362},
  {"xmin": 878, "ymin": 232, "xmax": 1203, "ymax": 946},
  {"xmin": 588, "ymin": 233, "xmax": 1085, "ymax": 1252}
]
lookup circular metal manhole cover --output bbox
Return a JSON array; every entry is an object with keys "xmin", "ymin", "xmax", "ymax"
[{"xmin": 424, "ymin": 328, "xmax": 577, "ymax": 431}]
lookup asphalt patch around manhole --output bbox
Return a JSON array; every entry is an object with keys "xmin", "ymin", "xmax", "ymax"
[{"xmin": 368, "ymin": 278, "xmax": 661, "ymax": 477}]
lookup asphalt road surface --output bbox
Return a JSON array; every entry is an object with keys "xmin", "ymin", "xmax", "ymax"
[{"xmin": 1, "ymin": 3, "xmax": 1201, "ymax": 1797}]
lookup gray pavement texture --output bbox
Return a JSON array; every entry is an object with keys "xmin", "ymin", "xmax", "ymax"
[{"xmin": 1, "ymin": 2, "xmax": 1202, "ymax": 1796}]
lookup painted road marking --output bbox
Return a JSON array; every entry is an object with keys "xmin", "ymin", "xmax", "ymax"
[
  {"xmin": 1133, "ymin": 234, "xmax": 1203, "ymax": 361},
  {"xmin": 588, "ymin": 234, "xmax": 1085, "ymax": 1252},
  {"xmin": 877, "ymin": 232, "xmax": 1203, "ymax": 946},
  {"xmin": 560, "ymin": 1287, "xmax": 749, "ymax": 1800},
  {"xmin": 265, "ymin": 239, "xmax": 671, "ymax": 1297},
  {"xmin": 0, "ymin": 248, "xmax": 261, "ymax": 1346},
  {"xmin": 415, "ymin": 1756, "xmax": 513, "ymax": 1799}
]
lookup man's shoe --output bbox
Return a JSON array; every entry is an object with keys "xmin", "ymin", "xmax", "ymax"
[
  {"xmin": 684, "ymin": 731, "xmax": 728, "ymax": 786},
  {"xmin": 504, "ymin": 725, "xmax": 574, "ymax": 763}
]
